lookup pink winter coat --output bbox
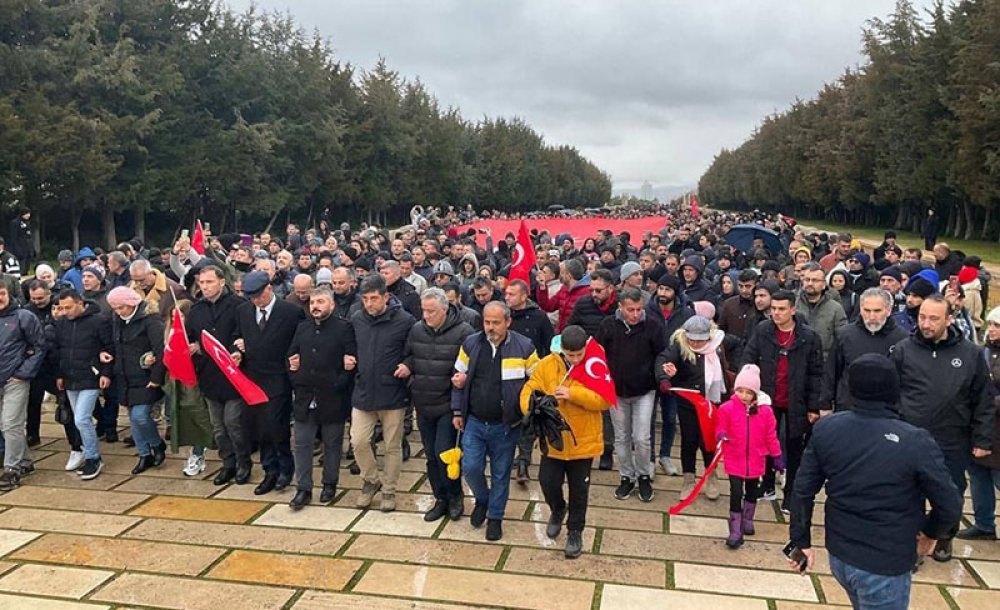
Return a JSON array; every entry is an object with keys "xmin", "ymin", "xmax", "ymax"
[{"xmin": 716, "ymin": 395, "xmax": 782, "ymax": 479}]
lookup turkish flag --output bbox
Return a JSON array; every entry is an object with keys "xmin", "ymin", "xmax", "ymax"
[
  {"xmin": 163, "ymin": 309, "xmax": 198, "ymax": 387},
  {"xmin": 671, "ymin": 388, "xmax": 717, "ymax": 450},
  {"xmin": 690, "ymin": 194, "xmax": 701, "ymax": 217},
  {"xmin": 568, "ymin": 338, "xmax": 618, "ymax": 407},
  {"xmin": 509, "ymin": 220, "xmax": 536, "ymax": 284},
  {"xmin": 191, "ymin": 219, "xmax": 206, "ymax": 255},
  {"xmin": 200, "ymin": 330, "xmax": 269, "ymax": 405}
]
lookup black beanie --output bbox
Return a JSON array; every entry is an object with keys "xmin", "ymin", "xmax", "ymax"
[
  {"xmin": 656, "ymin": 274, "xmax": 681, "ymax": 291},
  {"xmin": 848, "ymin": 354, "xmax": 899, "ymax": 404},
  {"xmin": 905, "ymin": 277, "xmax": 936, "ymax": 299}
]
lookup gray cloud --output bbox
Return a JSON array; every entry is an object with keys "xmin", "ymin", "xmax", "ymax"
[{"xmin": 226, "ymin": 0, "xmax": 935, "ymax": 190}]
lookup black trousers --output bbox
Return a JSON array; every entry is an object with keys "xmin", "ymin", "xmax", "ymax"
[
  {"xmin": 293, "ymin": 414, "xmax": 343, "ymax": 491},
  {"xmin": 417, "ymin": 410, "xmax": 463, "ymax": 501},
  {"xmin": 762, "ymin": 408, "xmax": 807, "ymax": 508},
  {"xmin": 729, "ymin": 476, "xmax": 760, "ymax": 512},
  {"xmin": 27, "ymin": 376, "xmax": 56, "ymax": 439},
  {"xmin": 538, "ymin": 456, "xmax": 592, "ymax": 533},
  {"xmin": 678, "ymin": 406, "xmax": 714, "ymax": 474}
]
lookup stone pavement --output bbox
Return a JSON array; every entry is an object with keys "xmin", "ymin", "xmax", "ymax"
[{"xmin": 0, "ymin": 406, "xmax": 998, "ymax": 610}]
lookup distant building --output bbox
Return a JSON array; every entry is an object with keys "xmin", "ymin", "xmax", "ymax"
[{"xmin": 640, "ymin": 181, "xmax": 653, "ymax": 200}]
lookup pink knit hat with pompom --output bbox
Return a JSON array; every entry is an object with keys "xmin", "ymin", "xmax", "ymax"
[{"xmin": 734, "ymin": 364, "xmax": 761, "ymax": 393}]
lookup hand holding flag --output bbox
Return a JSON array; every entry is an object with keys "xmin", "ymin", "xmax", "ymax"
[
  {"xmin": 191, "ymin": 220, "xmax": 206, "ymax": 255},
  {"xmin": 200, "ymin": 330, "xmax": 268, "ymax": 405},
  {"xmin": 509, "ymin": 220, "xmax": 537, "ymax": 284},
  {"xmin": 163, "ymin": 309, "xmax": 198, "ymax": 387},
  {"xmin": 567, "ymin": 338, "xmax": 617, "ymax": 407}
]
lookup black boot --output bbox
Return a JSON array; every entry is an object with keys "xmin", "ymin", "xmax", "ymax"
[
  {"xmin": 424, "ymin": 499, "xmax": 448, "ymax": 522},
  {"xmin": 214, "ymin": 466, "xmax": 236, "ymax": 485},
  {"xmin": 402, "ymin": 438, "xmax": 411, "ymax": 462},
  {"xmin": 516, "ymin": 463, "xmax": 529, "ymax": 485},
  {"xmin": 131, "ymin": 455, "xmax": 155, "ymax": 475},
  {"xmin": 289, "ymin": 490, "xmax": 312, "ymax": 510},
  {"xmin": 151, "ymin": 441, "xmax": 167, "ymax": 467},
  {"xmin": 447, "ymin": 495, "xmax": 464, "ymax": 520},
  {"xmin": 320, "ymin": 484, "xmax": 337, "ymax": 503}
]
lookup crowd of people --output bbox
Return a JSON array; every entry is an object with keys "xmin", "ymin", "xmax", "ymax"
[{"xmin": 0, "ymin": 203, "xmax": 996, "ymax": 604}]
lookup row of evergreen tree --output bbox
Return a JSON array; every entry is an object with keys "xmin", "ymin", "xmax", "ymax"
[
  {"xmin": 0, "ymin": 0, "xmax": 612, "ymax": 250},
  {"xmin": 698, "ymin": 0, "xmax": 1000, "ymax": 242}
]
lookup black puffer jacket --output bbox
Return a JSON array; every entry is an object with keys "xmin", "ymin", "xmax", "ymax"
[
  {"xmin": 112, "ymin": 302, "xmax": 166, "ymax": 406},
  {"xmin": 822, "ymin": 316, "xmax": 908, "ymax": 411},
  {"xmin": 187, "ymin": 289, "xmax": 243, "ymax": 402},
  {"xmin": 741, "ymin": 319, "xmax": 825, "ymax": 438},
  {"xmin": 351, "ymin": 296, "xmax": 415, "ymax": 411},
  {"xmin": 288, "ymin": 314, "xmax": 356, "ymax": 424},
  {"xmin": 566, "ymin": 294, "xmax": 616, "ymax": 338},
  {"xmin": 892, "ymin": 326, "xmax": 993, "ymax": 452},
  {"xmin": 403, "ymin": 305, "xmax": 474, "ymax": 417},
  {"xmin": 388, "ymin": 277, "xmax": 422, "ymax": 319},
  {"xmin": 54, "ymin": 300, "xmax": 113, "ymax": 390},
  {"xmin": 595, "ymin": 310, "xmax": 667, "ymax": 398},
  {"xmin": 0, "ymin": 301, "xmax": 45, "ymax": 386},
  {"xmin": 510, "ymin": 301, "xmax": 554, "ymax": 356}
]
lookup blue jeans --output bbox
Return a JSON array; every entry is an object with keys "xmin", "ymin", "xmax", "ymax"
[
  {"xmin": 260, "ymin": 441, "xmax": 293, "ymax": 477},
  {"xmin": 67, "ymin": 389, "xmax": 101, "ymax": 460},
  {"xmin": 461, "ymin": 415, "xmax": 520, "ymax": 520},
  {"xmin": 652, "ymin": 392, "xmax": 677, "ymax": 459},
  {"xmin": 829, "ymin": 553, "xmax": 911, "ymax": 610},
  {"xmin": 968, "ymin": 462, "xmax": 1000, "ymax": 533},
  {"xmin": 128, "ymin": 404, "xmax": 162, "ymax": 457}
]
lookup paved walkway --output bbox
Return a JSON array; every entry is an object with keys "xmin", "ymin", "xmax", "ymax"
[{"xmin": 0, "ymin": 402, "xmax": 998, "ymax": 610}]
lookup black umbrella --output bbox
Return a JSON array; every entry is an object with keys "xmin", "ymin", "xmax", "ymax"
[{"xmin": 723, "ymin": 223, "xmax": 783, "ymax": 255}]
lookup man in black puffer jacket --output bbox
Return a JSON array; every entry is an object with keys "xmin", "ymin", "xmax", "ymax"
[
  {"xmin": 402, "ymin": 288, "xmax": 474, "ymax": 522},
  {"xmin": 566, "ymin": 269, "xmax": 617, "ymax": 338},
  {"xmin": 53, "ymin": 290, "xmax": 113, "ymax": 481}
]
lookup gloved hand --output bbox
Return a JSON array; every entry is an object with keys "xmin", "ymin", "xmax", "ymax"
[
  {"xmin": 715, "ymin": 431, "xmax": 729, "ymax": 443},
  {"xmin": 658, "ymin": 380, "xmax": 672, "ymax": 394},
  {"xmin": 773, "ymin": 454, "xmax": 786, "ymax": 473}
]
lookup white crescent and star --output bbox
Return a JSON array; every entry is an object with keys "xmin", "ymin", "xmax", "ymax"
[
  {"xmin": 584, "ymin": 356, "xmax": 611, "ymax": 382},
  {"xmin": 511, "ymin": 243, "xmax": 525, "ymax": 267}
]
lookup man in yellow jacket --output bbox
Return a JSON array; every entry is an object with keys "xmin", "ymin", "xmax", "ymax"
[{"xmin": 520, "ymin": 325, "xmax": 612, "ymax": 558}]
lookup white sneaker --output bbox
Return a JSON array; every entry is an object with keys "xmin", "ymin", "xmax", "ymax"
[
  {"xmin": 657, "ymin": 457, "xmax": 679, "ymax": 476},
  {"xmin": 65, "ymin": 451, "xmax": 85, "ymax": 472},
  {"xmin": 183, "ymin": 453, "xmax": 206, "ymax": 477}
]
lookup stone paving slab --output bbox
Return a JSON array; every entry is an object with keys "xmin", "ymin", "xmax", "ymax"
[
  {"xmin": 122, "ymin": 518, "xmax": 352, "ymax": 555},
  {"xmin": 10, "ymin": 533, "xmax": 224, "ymax": 576},
  {"xmin": 128, "ymin": 495, "xmax": 264, "ymax": 523},
  {"xmin": 600, "ymin": 584, "xmax": 769, "ymax": 610},
  {"xmin": 343, "ymin": 534, "xmax": 504, "ymax": 570},
  {"xmin": 503, "ymin": 546, "xmax": 667, "ymax": 587},
  {"xmin": 674, "ymin": 563, "xmax": 819, "ymax": 602},
  {"xmin": 0, "ymin": 486, "xmax": 148, "ymax": 514},
  {"xmin": 0, "ymin": 529, "xmax": 41, "ymax": 557},
  {"xmin": 0, "ymin": 594, "xmax": 111, "ymax": 610},
  {"xmin": 291, "ymin": 590, "xmax": 493, "ymax": 609},
  {"xmin": 353, "ymin": 562, "xmax": 595, "ymax": 610},
  {"xmin": 90, "ymin": 573, "xmax": 294, "ymax": 610},
  {"xmin": 0, "ymin": 508, "xmax": 140, "ymax": 537},
  {"xmin": 208, "ymin": 549, "xmax": 363, "ymax": 590},
  {"xmin": 0, "ymin": 564, "xmax": 114, "ymax": 599}
]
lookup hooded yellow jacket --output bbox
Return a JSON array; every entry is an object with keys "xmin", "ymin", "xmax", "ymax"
[{"xmin": 520, "ymin": 353, "xmax": 611, "ymax": 460}]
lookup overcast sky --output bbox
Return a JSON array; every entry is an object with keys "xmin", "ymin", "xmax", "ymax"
[{"xmin": 226, "ymin": 0, "xmax": 935, "ymax": 191}]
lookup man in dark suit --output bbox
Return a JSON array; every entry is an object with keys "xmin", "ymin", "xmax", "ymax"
[
  {"xmin": 287, "ymin": 287, "xmax": 356, "ymax": 509},
  {"xmin": 232, "ymin": 271, "xmax": 305, "ymax": 495}
]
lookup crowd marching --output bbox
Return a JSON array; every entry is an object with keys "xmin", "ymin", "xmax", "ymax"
[{"xmin": 0, "ymin": 203, "xmax": 996, "ymax": 606}]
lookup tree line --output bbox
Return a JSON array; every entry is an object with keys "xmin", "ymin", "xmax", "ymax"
[
  {"xmin": 698, "ymin": 0, "xmax": 1000, "ymax": 243},
  {"xmin": 0, "ymin": 0, "xmax": 612, "ymax": 251}
]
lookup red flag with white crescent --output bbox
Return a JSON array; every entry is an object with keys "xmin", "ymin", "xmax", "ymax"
[
  {"xmin": 163, "ymin": 309, "xmax": 198, "ymax": 387},
  {"xmin": 691, "ymin": 194, "xmax": 701, "ymax": 217},
  {"xmin": 191, "ymin": 219, "xmax": 206, "ymax": 255},
  {"xmin": 567, "ymin": 338, "xmax": 617, "ymax": 407},
  {"xmin": 509, "ymin": 220, "xmax": 536, "ymax": 284},
  {"xmin": 200, "ymin": 330, "xmax": 269, "ymax": 405}
]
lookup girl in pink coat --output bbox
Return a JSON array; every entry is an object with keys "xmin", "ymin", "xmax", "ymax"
[{"xmin": 716, "ymin": 364, "xmax": 783, "ymax": 548}]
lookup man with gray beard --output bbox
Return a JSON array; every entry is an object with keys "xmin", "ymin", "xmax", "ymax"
[{"xmin": 821, "ymin": 288, "xmax": 909, "ymax": 412}]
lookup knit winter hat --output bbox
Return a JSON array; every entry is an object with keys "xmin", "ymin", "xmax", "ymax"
[
  {"xmin": 848, "ymin": 354, "xmax": 899, "ymax": 404},
  {"xmin": 987, "ymin": 306, "xmax": 1000, "ymax": 325},
  {"xmin": 879, "ymin": 265, "xmax": 902, "ymax": 283},
  {"xmin": 656, "ymin": 273, "xmax": 681, "ymax": 291},
  {"xmin": 57, "ymin": 249, "xmax": 74, "ymax": 263},
  {"xmin": 734, "ymin": 364, "xmax": 761, "ymax": 393},
  {"xmin": 106, "ymin": 286, "xmax": 142, "ymax": 308},
  {"xmin": 315, "ymin": 267, "xmax": 333, "ymax": 286},
  {"xmin": 905, "ymin": 277, "xmax": 937, "ymax": 299},
  {"xmin": 81, "ymin": 264, "xmax": 105, "ymax": 282},
  {"xmin": 619, "ymin": 261, "xmax": 642, "ymax": 281},
  {"xmin": 693, "ymin": 300, "xmax": 716, "ymax": 320},
  {"xmin": 958, "ymin": 266, "xmax": 978, "ymax": 285}
]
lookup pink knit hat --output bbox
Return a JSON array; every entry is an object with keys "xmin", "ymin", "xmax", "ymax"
[
  {"xmin": 106, "ymin": 286, "xmax": 142, "ymax": 308},
  {"xmin": 734, "ymin": 364, "xmax": 761, "ymax": 393},
  {"xmin": 693, "ymin": 300, "xmax": 715, "ymax": 320}
]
